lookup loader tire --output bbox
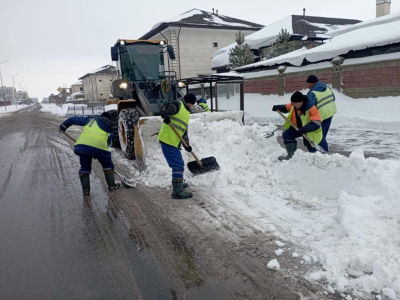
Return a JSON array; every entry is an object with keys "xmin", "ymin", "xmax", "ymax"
[
  {"xmin": 108, "ymin": 109, "xmax": 120, "ymax": 148},
  {"xmin": 118, "ymin": 108, "xmax": 140, "ymax": 159}
]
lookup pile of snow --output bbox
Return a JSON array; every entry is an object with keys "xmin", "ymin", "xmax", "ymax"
[
  {"xmin": 235, "ymin": 12, "xmax": 400, "ymax": 70},
  {"xmin": 0, "ymin": 104, "xmax": 32, "ymax": 117},
  {"xmin": 120, "ymin": 107, "xmax": 400, "ymax": 298}
]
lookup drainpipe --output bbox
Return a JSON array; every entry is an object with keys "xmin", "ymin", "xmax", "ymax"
[{"xmin": 177, "ymin": 26, "xmax": 182, "ymax": 79}]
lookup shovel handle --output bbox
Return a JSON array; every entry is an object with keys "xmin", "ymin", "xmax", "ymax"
[
  {"xmin": 276, "ymin": 110, "xmax": 321, "ymax": 151},
  {"xmin": 168, "ymin": 123, "xmax": 203, "ymax": 168},
  {"xmin": 62, "ymin": 131, "xmax": 77, "ymax": 142}
]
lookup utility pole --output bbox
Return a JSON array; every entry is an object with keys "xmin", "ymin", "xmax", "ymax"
[
  {"xmin": 7, "ymin": 73, "xmax": 19, "ymax": 108},
  {"xmin": 0, "ymin": 60, "xmax": 9, "ymax": 111}
]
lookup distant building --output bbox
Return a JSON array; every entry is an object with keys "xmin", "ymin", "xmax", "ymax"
[
  {"xmin": 70, "ymin": 81, "xmax": 83, "ymax": 94},
  {"xmin": 48, "ymin": 88, "xmax": 71, "ymax": 104},
  {"xmin": 0, "ymin": 86, "xmax": 16, "ymax": 101},
  {"xmin": 79, "ymin": 65, "xmax": 117, "ymax": 103},
  {"xmin": 140, "ymin": 9, "xmax": 264, "ymax": 79}
]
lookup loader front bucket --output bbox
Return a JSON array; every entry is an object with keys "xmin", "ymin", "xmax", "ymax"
[{"xmin": 187, "ymin": 157, "xmax": 220, "ymax": 175}]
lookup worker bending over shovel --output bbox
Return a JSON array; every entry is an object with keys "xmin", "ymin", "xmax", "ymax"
[
  {"xmin": 158, "ymin": 93, "xmax": 194, "ymax": 199},
  {"xmin": 58, "ymin": 112, "xmax": 121, "ymax": 195},
  {"xmin": 272, "ymin": 91, "xmax": 328, "ymax": 161}
]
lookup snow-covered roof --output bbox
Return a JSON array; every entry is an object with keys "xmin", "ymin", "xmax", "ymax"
[
  {"xmin": 327, "ymin": 11, "xmax": 400, "ymax": 37},
  {"xmin": 71, "ymin": 81, "xmax": 83, "ymax": 86},
  {"xmin": 212, "ymin": 15, "xmax": 361, "ymax": 69},
  {"xmin": 79, "ymin": 65, "xmax": 117, "ymax": 80},
  {"xmin": 141, "ymin": 9, "xmax": 264, "ymax": 39},
  {"xmin": 235, "ymin": 13, "xmax": 400, "ymax": 71}
]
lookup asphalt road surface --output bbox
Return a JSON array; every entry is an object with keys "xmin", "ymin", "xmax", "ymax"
[{"xmin": 0, "ymin": 106, "xmax": 343, "ymax": 300}]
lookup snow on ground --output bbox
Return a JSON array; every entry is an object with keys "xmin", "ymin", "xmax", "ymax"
[
  {"xmin": 0, "ymin": 104, "xmax": 32, "ymax": 117},
  {"xmin": 243, "ymin": 90, "xmax": 400, "ymax": 159},
  {"xmin": 119, "ymin": 115, "xmax": 400, "ymax": 299}
]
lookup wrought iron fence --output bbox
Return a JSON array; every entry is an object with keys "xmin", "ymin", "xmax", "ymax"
[{"xmin": 67, "ymin": 106, "xmax": 105, "ymax": 116}]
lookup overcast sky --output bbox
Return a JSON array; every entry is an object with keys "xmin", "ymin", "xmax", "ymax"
[{"xmin": 1, "ymin": 0, "xmax": 399, "ymax": 100}]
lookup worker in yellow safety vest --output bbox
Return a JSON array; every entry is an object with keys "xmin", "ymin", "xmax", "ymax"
[
  {"xmin": 306, "ymin": 75, "xmax": 337, "ymax": 152},
  {"xmin": 58, "ymin": 112, "xmax": 121, "ymax": 196},
  {"xmin": 158, "ymin": 93, "xmax": 194, "ymax": 199}
]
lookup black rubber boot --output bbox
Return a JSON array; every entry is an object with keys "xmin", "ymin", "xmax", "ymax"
[
  {"xmin": 278, "ymin": 142, "xmax": 297, "ymax": 161},
  {"xmin": 79, "ymin": 173, "xmax": 90, "ymax": 195},
  {"xmin": 183, "ymin": 180, "xmax": 189, "ymax": 189},
  {"xmin": 104, "ymin": 172, "xmax": 122, "ymax": 192},
  {"xmin": 171, "ymin": 179, "xmax": 193, "ymax": 199}
]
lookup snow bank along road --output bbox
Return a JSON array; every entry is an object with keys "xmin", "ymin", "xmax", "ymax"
[{"xmin": 120, "ymin": 117, "xmax": 400, "ymax": 300}]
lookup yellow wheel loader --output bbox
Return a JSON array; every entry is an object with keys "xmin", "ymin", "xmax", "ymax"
[
  {"xmin": 107, "ymin": 39, "xmax": 181, "ymax": 167},
  {"xmin": 107, "ymin": 39, "xmax": 244, "ymax": 171}
]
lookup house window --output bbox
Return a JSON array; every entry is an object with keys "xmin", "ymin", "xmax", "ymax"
[
  {"xmin": 213, "ymin": 42, "xmax": 218, "ymax": 47},
  {"xmin": 100, "ymin": 94, "xmax": 103, "ymax": 96},
  {"xmin": 99, "ymin": 79, "xmax": 102, "ymax": 82}
]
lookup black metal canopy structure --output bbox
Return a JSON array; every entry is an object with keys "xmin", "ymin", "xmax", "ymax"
[
  {"xmin": 179, "ymin": 74, "xmax": 244, "ymax": 114},
  {"xmin": 179, "ymin": 74, "xmax": 243, "ymax": 85}
]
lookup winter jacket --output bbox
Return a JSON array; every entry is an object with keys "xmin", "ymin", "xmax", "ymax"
[
  {"xmin": 190, "ymin": 104, "xmax": 204, "ymax": 114},
  {"xmin": 59, "ymin": 116, "xmax": 114, "ymax": 157},
  {"xmin": 275, "ymin": 98, "xmax": 321, "ymax": 134}
]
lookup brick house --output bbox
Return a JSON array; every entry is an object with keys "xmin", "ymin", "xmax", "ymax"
[{"xmin": 139, "ymin": 8, "xmax": 263, "ymax": 79}]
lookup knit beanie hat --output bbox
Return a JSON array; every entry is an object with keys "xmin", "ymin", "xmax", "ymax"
[
  {"xmin": 291, "ymin": 91, "xmax": 307, "ymax": 103},
  {"xmin": 184, "ymin": 93, "xmax": 197, "ymax": 104},
  {"xmin": 306, "ymin": 75, "xmax": 319, "ymax": 83}
]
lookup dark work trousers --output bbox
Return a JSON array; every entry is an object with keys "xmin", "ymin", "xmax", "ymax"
[
  {"xmin": 282, "ymin": 127, "xmax": 328, "ymax": 153},
  {"xmin": 161, "ymin": 142, "xmax": 184, "ymax": 179},
  {"xmin": 77, "ymin": 152, "xmax": 114, "ymax": 174},
  {"xmin": 321, "ymin": 116, "xmax": 333, "ymax": 152}
]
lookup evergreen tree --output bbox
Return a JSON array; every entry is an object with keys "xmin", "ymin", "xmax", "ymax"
[
  {"xmin": 264, "ymin": 29, "xmax": 295, "ymax": 60},
  {"xmin": 228, "ymin": 31, "xmax": 255, "ymax": 69}
]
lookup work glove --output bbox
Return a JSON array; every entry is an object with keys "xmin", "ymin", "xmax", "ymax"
[
  {"xmin": 272, "ymin": 105, "xmax": 286, "ymax": 112},
  {"xmin": 184, "ymin": 145, "xmax": 192, "ymax": 152},
  {"xmin": 161, "ymin": 111, "xmax": 171, "ymax": 124}
]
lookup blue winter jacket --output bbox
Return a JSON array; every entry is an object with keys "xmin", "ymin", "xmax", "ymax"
[
  {"xmin": 307, "ymin": 82, "xmax": 336, "ymax": 103},
  {"xmin": 59, "ymin": 116, "xmax": 114, "ymax": 156}
]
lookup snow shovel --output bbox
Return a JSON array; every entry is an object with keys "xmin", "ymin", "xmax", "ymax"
[
  {"xmin": 168, "ymin": 123, "xmax": 220, "ymax": 175},
  {"xmin": 61, "ymin": 131, "xmax": 136, "ymax": 188},
  {"xmin": 276, "ymin": 110, "xmax": 328, "ymax": 154},
  {"xmin": 264, "ymin": 125, "xmax": 284, "ymax": 138}
]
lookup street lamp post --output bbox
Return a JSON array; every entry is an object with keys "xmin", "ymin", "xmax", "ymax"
[
  {"xmin": 6, "ymin": 73, "xmax": 19, "ymax": 109},
  {"xmin": 0, "ymin": 60, "xmax": 9, "ymax": 111},
  {"xmin": 16, "ymin": 81, "xmax": 25, "ymax": 104}
]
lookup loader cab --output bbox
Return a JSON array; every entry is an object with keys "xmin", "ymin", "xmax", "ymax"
[{"xmin": 110, "ymin": 40, "xmax": 181, "ymax": 116}]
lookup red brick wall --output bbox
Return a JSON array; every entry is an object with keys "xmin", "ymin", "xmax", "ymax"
[
  {"xmin": 342, "ymin": 66, "xmax": 400, "ymax": 89},
  {"xmin": 285, "ymin": 73, "xmax": 332, "ymax": 93},
  {"xmin": 244, "ymin": 78, "xmax": 279, "ymax": 94}
]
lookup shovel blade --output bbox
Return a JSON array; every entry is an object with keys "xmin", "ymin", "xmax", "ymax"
[
  {"xmin": 115, "ymin": 171, "xmax": 136, "ymax": 188},
  {"xmin": 263, "ymin": 131, "xmax": 275, "ymax": 138},
  {"xmin": 187, "ymin": 157, "xmax": 220, "ymax": 175}
]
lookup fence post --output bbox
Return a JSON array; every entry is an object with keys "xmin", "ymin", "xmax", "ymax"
[{"xmin": 82, "ymin": 106, "xmax": 84, "ymax": 115}]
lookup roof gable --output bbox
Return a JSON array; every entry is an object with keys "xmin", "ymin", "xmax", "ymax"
[
  {"xmin": 141, "ymin": 9, "xmax": 264, "ymax": 39},
  {"xmin": 79, "ymin": 65, "xmax": 117, "ymax": 80},
  {"xmin": 291, "ymin": 15, "xmax": 361, "ymax": 36}
]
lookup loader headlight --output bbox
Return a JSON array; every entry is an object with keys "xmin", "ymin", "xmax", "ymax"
[
  {"xmin": 119, "ymin": 82, "xmax": 128, "ymax": 90},
  {"xmin": 160, "ymin": 41, "xmax": 165, "ymax": 45},
  {"xmin": 120, "ymin": 40, "xmax": 125, "ymax": 45},
  {"xmin": 178, "ymin": 81, "xmax": 186, "ymax": 88}
]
